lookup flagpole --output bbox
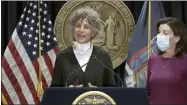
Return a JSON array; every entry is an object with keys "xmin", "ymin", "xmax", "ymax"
[
  {"xmin": 148, "ymin": 0, "xmax": 152, "ymax": 59},
  {"xmin": 2, "ymin": 94, "xmax": 8, "ymax": 104},
  {"xmin": 37, "ymin": 0, "xmax": 43, "ymax": 97}
]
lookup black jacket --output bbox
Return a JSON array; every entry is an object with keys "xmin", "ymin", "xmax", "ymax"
[{"xmin": 51, "ymin": 45, "xmax": 116, "ymax": 87}]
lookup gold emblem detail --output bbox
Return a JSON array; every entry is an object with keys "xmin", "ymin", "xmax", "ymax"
[
  {"xmin": 72, "ymin": 91, "xmax": 116, "ymax": 105},
  {"xmin": 85, "ymin": 97, "xmax": 105, "ymax": 104}
]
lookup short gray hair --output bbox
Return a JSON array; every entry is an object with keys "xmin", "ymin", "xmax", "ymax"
[{"xmin": 69, "ymin": 6, "xmax": 101, "ymax": 36}]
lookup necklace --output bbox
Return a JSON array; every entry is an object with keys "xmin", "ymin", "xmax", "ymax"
[{"xmin": 160, "ymin": 57, "xmax": 173, "ymax": 68}]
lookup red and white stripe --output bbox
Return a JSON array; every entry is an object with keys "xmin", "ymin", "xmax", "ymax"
[{"xmin": 2, "ymin": 29, "xmax": 58, "ymax": 104}]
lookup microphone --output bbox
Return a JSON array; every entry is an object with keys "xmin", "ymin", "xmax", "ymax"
[
  {"xmin": 93, "ymin": 55, "xmax": 125, "ymax": 88},
  {"xmin": 65, "ymin": 55, "xmax": 96, "ymax": 87}
]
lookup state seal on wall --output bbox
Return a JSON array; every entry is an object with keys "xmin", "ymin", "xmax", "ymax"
[{"xmin": 54, "ymin": 1, "xmax": 135, "ymax": 68}]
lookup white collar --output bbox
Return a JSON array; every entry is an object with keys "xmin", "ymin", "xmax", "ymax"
[{"xmin": 73, "ymin": 41, "xmax": 92, "ymax": 55}]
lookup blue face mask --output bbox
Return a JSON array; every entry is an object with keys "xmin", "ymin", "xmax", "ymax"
[{"xmin": 156, "ymin": 35, "xmax": 170, "ymax": 52}]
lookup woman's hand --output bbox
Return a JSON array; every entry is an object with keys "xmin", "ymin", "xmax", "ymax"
[
  {"xmin": 88, "ymin": 83, "xmax": 97, "ymax": 87},
  {"xmin": 68, "ymin": 84, "xmax": 83, "ymax": 87}
]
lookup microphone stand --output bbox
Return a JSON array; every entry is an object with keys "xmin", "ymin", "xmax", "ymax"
[
  {"xmin": 94, "ymin": 56, "xmax": 125, "ymax": 88},
  {"xmin": 65, "ymin": 56, "xmax": 96, "ymax": 87}
]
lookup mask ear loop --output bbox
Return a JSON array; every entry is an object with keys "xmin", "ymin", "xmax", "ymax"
[{"xmin": 174, "ymin": 36, "xmax": 180, "ymax": 43}]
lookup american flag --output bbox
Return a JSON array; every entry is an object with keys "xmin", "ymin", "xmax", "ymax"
[{"xmin": 2, "ymin": 1, "xmax": 59, "ymax": 104}]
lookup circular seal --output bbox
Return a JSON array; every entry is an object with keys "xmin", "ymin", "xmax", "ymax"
[
  {"xmin": 72, "ymin": 91, "xmax": 116, "ymax": 104},
  {"xmin": 54, "ymin": 1, "xmax": 135, "ymax": 69}
]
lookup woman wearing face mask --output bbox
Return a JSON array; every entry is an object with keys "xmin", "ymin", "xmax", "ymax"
[
  {"xmin": 51, "ymin": 7, "xmax": 116, "ymax": 87},
  {"xmin": 146, "ymin": 17, "xmax": 187, "ymax": 104}
]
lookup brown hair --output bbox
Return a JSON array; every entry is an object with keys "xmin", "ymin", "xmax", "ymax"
[{"xmin": 157, "ymin": 17, "xmax": 187, "ymax": 57}]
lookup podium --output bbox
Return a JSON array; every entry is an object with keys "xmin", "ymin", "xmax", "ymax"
[{"xmin": 41, "ymin": 87, "xmax": 150, "ymax": 105}]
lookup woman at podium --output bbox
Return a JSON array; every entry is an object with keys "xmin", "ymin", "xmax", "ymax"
[
  {"xmin": 51, "ymin": 7, "xmax": 116, "ymax": 88},
  {"xmin": 146, "ymin": 17, "xmax": 187, "ymax": 104}
]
